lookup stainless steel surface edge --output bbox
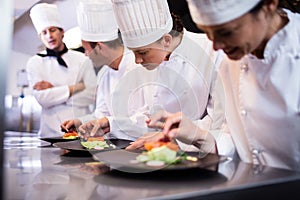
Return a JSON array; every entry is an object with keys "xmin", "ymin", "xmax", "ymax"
[{"xmin": 4, "ymin": 134, "xmax": 300, "ymax": 200}]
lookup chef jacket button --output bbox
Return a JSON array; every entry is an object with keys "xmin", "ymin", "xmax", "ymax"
[
  {"xmin": 241, "ymin": 110, "xmax": 247, "ymax": 116},
  {"xmin": 240, "ymin": 64, "xmax": 248, "ymax": 71}
]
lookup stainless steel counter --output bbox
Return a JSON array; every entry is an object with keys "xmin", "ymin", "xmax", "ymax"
[{"xmin": 3, "ymin": 131, "xmax": 300, "ymax": 200}]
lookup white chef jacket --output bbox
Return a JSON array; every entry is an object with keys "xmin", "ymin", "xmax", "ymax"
[
  {"xmin": 107, "ymin": 31, "xmax": 228, "ymax": 144},
  {"xmin": 26, "ymin": 49, "xmax": 97, "ymax": 137},
  {"xmin": 218, "ymin": 9, "xmax": 300, "ymax": 171},
  {"xmin": 78, "ymin": 48, "xmax": 148, "ymax": 141}
]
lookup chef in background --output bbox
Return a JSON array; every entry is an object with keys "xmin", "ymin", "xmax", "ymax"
[
  {"xmin": 149, "ymin": 0, "xmax": 300, "ymax": 171},
  {"xmin": 26, "ymin": 3, "xmax": 97, "ymax": 137}
]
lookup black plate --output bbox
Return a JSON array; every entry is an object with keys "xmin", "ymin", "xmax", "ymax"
[
  {"xmin": 93, "ymin": 150, "xmax": 228, "ymax": 173},
  {"xmin": 39, "ymin": 136, "xmax": 79, "ymax": 145},
  {"xmin": 53, "ymin": 139, "xmax": 133, "ymax": 152}
]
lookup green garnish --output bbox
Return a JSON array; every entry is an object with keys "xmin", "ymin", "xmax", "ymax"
[
  {"xmin": 136, "ymin": 146, "xmax": 187, "ymax": 164},
  {"xmin": 80, "ymin": 141, "xmax": 110, "ymax": 150}
]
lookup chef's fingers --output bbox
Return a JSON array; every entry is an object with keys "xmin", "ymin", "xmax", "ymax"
[
  {"xmin": 162, "ymin": 112, "xmax": 182, "ymax": 135},
  {"xmin": 64, "ymin": 120, "xmax": 74, "ymax": 130},
  {"xmin": 166, "ymin": 128, "xmax": 179, "ymax": 139},
  {"xmin": 126, "ymin": 139, "xmax": 144, "ymax": 150},
  {"xmin": 60, "ymin": 120, "xmax": 72, "ymax": 132},
  {"xmin": 147, "ymin": 110, "xmax": 169, "ymax": 129},
  {"xmin": 78, "ymin": 123, "xmax": 88, "ymax": 135},
  {"xmin": 90, "ymin": 121, "xmax": 105, "ymax": 137}
]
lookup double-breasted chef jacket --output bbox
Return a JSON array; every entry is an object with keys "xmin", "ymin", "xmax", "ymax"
[
  {"xmin": 218, "ymin": 9, "xmax": 300, "ymax": 171},
  {"xmin": 26, "ymin": 49, "xmax": 97, "ymax": 137}
]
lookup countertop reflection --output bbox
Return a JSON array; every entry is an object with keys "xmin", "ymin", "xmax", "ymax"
[{"xmin": 3, "ymin": 131, "xmax": 300, "ymax": 200}]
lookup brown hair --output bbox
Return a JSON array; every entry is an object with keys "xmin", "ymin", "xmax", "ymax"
[
  {"xmin": 249, "ymin": 0, "xmax": 265, "ymax": 13},
  {"xmin": 169, "ymin": 12, "xmax": 184, "ymax": 37},
  {"xmin": 89, "ymin": 31, "xmax": 123, "ymax": 49}
]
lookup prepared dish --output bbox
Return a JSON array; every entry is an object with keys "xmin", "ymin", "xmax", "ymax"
[
  {"xmin": 62, "ymin": 131, "xmax": 79, "ymax": 139},
  {"xmin": 134, "ymin": 137, "xmax": 197, "ymax": 167},
  {"xmin": 80, "ymin": 137, "xmax": 116, "ymax": 150}
]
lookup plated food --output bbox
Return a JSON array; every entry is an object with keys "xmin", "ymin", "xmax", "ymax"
[
  {"xmin": 93, "ymin": 149, "xmax": 227, "ymax": 173},
  {"xmin": 80, "ymin": 137, "xmax": 116, "ymax": 150},
  {"xmin": 134, "ymin": 137, "xmax": 197, "ymax": 167},
  {"xmin": 39, "ymin": 136, "xmax": 78, "ymax": 145},
  {"xmin": 62, "ymin": 131, "xmax": 79, "ymax": 139},
  {"xmin": 39, "ymin": 130, "xmax": 80, "ymax": 145},
  {"xmin": 93, "ymin": 137, "xmax": 224, "ymax": 173},
  {"xmin": 54, "ymin": 139, "xmax": 133, "ymax": 152}
]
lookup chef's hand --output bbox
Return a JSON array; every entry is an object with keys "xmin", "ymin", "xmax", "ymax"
[
  {"xmin": 126, "ymin": 132, "xmax": 165, "ymax": 150},
  {"xmin": 148, "ymin": 111, "xmax": 217, "ymax": 153},
  {"xmin": 33, "ymin": 80, "xmax": 54, "ymax": 90},
  {"xmin": 146, "ymin": 110, "xmax": 181, "ymax": 139},
  {"xmin": 61, "ymin": 119, "xmax": 82, "ymax": 133},
  {"xmin": 78, "ymin": 117, "xmax": 110, "ymax": 139}
]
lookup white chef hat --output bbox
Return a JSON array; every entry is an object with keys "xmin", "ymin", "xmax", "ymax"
[
  {"xmin": 76, "ymin": 0, "xmax": 118, "ymax": 42},
  {"xmin": 112, "ymin": 0, "xmax": 173, "ymax": 48},
  {"xmin": 30, "ymin": 3, "xmax": 63, "ymax": 34},
  {"xmin": 187, "ymin": 0, "xmax": 261, "ymax": 26}
]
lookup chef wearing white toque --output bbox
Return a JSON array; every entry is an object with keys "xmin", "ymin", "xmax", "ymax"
[
  {"xmin": 76, "ymin": 0, "xmax": 118, "ymax": 42},
  {"xmin": 62, "ymin": 0, "xmax": 150, "ymax": 141},
  {"xmin": 153, "ymin": 0, "xmax": 300, "ymax": 171},
  {"xmin": 111, "ymin": 0, "xmax": 172, "ymax": 48},
  {"xmin": 30, "ymin": 3, "xmax": 63, "ymax": 34},
  {"xmin": 111, "ymin": 0, "xmax": 234, "ymax": 155},
  {"xmin": 26, "ymin": 3, "xmax": 97, "ymax": 137},
  {"xmin": 187, "ymin": 0, "xmax": 261, "ymax": 26}
]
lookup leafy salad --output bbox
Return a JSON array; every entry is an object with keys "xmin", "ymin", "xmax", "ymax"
[
  {"xmin": 136, "ymin": 145, "xmax": 187, "ymax": 165},
  {"xmin": 133, "ymin": 137, "xmax": 195, "ymax": 167},
  {"xmin": 80, "ymin": 137, "xmax": 116, "ymax": 150}
]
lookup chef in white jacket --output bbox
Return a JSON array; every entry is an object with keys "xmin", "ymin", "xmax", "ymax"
[
  {"xmin": 79, "ymin": 0, "xmax": 234, "ymax": 154},
  {"xmin": 61, "ymin": 0, "xmax": 150, "ymax": 141},
  {"xmin": 26, "ymin": 3, "xmax": 97, "ymax": 137},
  {"xmin": 149, "ymin": 0, "xmax": 300, "ymax": 171}
]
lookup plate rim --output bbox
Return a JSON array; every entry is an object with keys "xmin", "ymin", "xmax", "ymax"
[
  {"xmin": 93, "ymin": 149, "xmax": 228, "ymax": 172},
  {"xmin": 39, "ymin": 136, "xmax": 79, "ymax": 143}
]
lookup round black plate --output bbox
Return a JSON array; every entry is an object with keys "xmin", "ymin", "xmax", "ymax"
[{"xmin": 39, "ymin": 136, "xmax": 79, "ymax": 145}]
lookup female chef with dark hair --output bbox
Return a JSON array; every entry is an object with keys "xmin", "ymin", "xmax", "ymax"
[{"xmin": 148, "ymin": 0, "xmax": 300, "ymax": 171}]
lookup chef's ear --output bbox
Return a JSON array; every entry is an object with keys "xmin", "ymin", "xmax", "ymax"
[
  {"xmin": 262, "ymin": 0, "xmax": 279, "ymax": 14},
  {"xmin": 162, "ymin": 34, "xmax": 172, "ymax": 48}
]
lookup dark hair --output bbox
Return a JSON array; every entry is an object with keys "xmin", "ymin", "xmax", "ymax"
[
  {"xmin": 249, "ymin": 0, "xmax": 265, "ymax": 14},
  {"xmin": 249, "ymin": 0, "xmax": 287, "ymax": 17},
  {"xmin": 249, "ymin": 0, "xmax": 291, "ymax": 13},
  {"xmin": 154, "ymin": 12, "xmax": 184, "ymax": 43},
  {"xmin": 89, "ymin": 31, "xmax": 123, "ymax": 49},
  {"xmin": 279, "ymin": 0, "xmax": 300, "ymax": 13},
  {"xmin": 169, "ymin": 12, "xmax": 184, "ymax": 37}
]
